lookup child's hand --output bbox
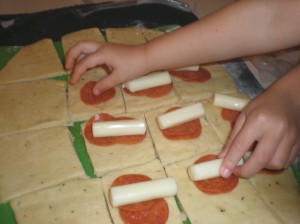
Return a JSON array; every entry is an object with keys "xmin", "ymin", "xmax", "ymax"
[
  {"xmin": 219, "ymin": 85, "xmax": 300, "ymax": 178},
  {"xmin": 65, "ymin": 41, "xmax": 149, "ymax": 95}
]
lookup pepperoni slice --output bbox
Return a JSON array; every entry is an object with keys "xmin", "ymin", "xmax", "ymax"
[
  {"xmin": 193, "ymin": 154, "xmax": 239, "ymax": 194},
  {"xmin": 111, "ymin": 174, "xmax": 169, "ymax": 224},
  {"xmin": 161, "ymin": 107, "xmax": 201, "ymax": 140},
  {"xmin": 84, "ymin": 113, "xmax": 146, "ymax": 146},
  {"xmin": 124, "ymin": 83, "xmax": 173, "ymax": 98},
  {"xmin": 221, "ymin": 108, "xmax": 240, "ymax": 128},
  {"xmin": 119, "ymin": 199, "xmax": 169, "ymax": 224},
  {"xmin": 80, "ymin": 81, "xmax": 116, "ymax": 105},
  {"xmin": 169, "ymin": 67, "xmax": 211, "ymax": 82}
]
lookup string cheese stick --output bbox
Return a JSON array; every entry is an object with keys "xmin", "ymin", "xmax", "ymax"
[
  {"xmin": 157, "ymin": 102, "xmax": 205, "ymax": 130},
  {"xmin": 213, "ymin": 93, "xmax": 250, "ymax": 111},
  {"xmin": 188, "ymin": 158, "xmax": 244, "ymax": 181},
  {"xmin": 243, "ymin": 151, "xmax": 253, "ymax": 161},
  {"xmin": 92, "ymin": 119, "xmax": 146, "ymax": 137},
  {"xmin": 124, "ymin": 71, "xmax": 171, "ymax": 92},
  {"xmin": 110, "ymin": 177, "xmax": 177, "ymax": 207}
]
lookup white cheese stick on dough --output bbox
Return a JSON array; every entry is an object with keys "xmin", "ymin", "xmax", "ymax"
[
  {"xmin": 157, "ymin": 102, "xmax": 205, "ymax": 130},
  {"xmin": 188, "ymin": 158, "xmax": 244, "ymax": 181},
  {"xmin": 124, "ymin": 71, "xmax": 172, "ymax": 92},
  {"xmin": 92, "ymin": 119, "xmax": 146, "ymax": 137},
  {"xmin": 110, "ymin": 177, "xmax": 177, "ymax": 207},
  {"xmin": 213, "ymin": 93, "xmax": 250, "ymax": 111}
]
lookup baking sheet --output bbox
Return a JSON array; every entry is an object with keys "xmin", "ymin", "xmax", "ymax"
[
  {"xmin": 0, "ymin": 2, "xmax": 299, "ymax": 223},
  {"xmin": 0, "ymin": 1, "xmax": 197, "ymax": 46}
]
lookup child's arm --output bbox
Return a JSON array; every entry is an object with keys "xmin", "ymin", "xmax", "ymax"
[
  {"xmin": 65, "ymin": 0, "xmax": 300, "ymax": 177},
  {"xmin": 66, "ymin": 0, "xmax": 300, "ymax": 95}
]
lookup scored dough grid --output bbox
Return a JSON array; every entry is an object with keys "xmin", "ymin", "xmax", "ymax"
[{"xmin": 0, "ymin": 26, "xmax": 299, "ymax": 224}]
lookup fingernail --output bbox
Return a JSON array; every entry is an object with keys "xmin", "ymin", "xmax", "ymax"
[{"xmin": 221, "ymin": 167, "xmax": 231, "ymax": 178}]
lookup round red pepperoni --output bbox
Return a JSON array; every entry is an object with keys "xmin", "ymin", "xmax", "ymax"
[
  {"xmin": 80, "ymin": 81, "xmax": 116, "ymax": 105},
  {"xmin": 193, "ymin": 154, "xmax": 239, "ymax": 194},
  {"xmin": 124, "ymin": 83, "xmax": 173, "ymax": 98},
  {"xmin": 119, "ymin": 199, "xmax": 169, "ymax": 224},
  {"xmin": 161, "ymin": 107, "xmax": 201, "ymax": 140},
  {"xmin": 84, "ymin": 113, "xmax": 146, "ymax": 146},
  {"xmin": 221, "ymin": 108, "xmax": 241, "ymax": 128},
  {"xmin": 169, "ymin": 67, "xmax": 211, "ymax": 82},
  {"xmin": 111, "ymin": 174, "xmax": 169, "ymax": 224}
]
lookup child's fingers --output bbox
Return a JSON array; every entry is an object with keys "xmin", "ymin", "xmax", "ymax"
[
  {"xmin": 69, "ymin": 51, "xmax": 106, "ymax": 84},
  {"xmin": 266, "ymin": 134, "xmax": 294, "ymax": 170},
  {"xmin": 92, "ymin": 72, "xmax": 123, "ymax": 96},
  {"xmin": 233, "ymin": 133, "xmax": 282, "ymax": 178},
  {"xmin": 65, "ymin": 41, "xmax": 101, "ymax": 70},
  {"xmin": 220, "ymin": 119, "xmax": 262, "ymax": 178}
]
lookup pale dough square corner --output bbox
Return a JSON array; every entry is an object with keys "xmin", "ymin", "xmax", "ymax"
[
  {"xmin": 249, "ymin": 169, "xmax": 300, "ymax": 224},
  {"xmin": 172, "ymin": 63, "xmax": 237, "ymax": 103},
  {"xmin": 106, "ymin": 27, "xmax": 147, "ymax": 45},
  {"xmin": 81, "ymin": 112, "xmax": 156, "ymax": 177},
  {"xmin": 164, "ymin": 153, "xmax": 280, "ymax": 224},
  {"xmin": 0, "ymin": 79, "xmax": 70, "ymax": 137},
  {"xmin": 0, "ymin": 126, "xmax": 86, "ymax": 203},
  {"xmin": 67, "ymin": 68, "xmax": 125, "ymax": 122},
  {"xmin": 61, "ymin": 27, "xmax": 106, "ymax": 55},
  {"xmin": 101, "ymin": 159, "xmax": 183, "ymax": 224},
  {"xmin": 145, "ymin": 103, "xmax": 223, "ymax": 166},
  {"xmin": 0, "ymin": 39, "xmax": 65, "ymax": 84},
  {"xmin": 10, "ymin": 178, "xmax": 112, "ymax": 224}
]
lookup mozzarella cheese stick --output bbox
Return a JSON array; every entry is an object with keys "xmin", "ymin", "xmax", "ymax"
[
  {"xmin": 92, "ymin": 119, "xmax": 146, "ymax": 137},
  {"xmin": 213, "ymin": 93, "xmax": 250, "ymax": 111},
  {"xmin": 124, "ymin": 71, "xmax": 171, "ymax": 92},
  {"xmin": 110, "ymin": 177, "xmax": 177, "ymax": 207},
  {"xmin": 243, "ymin": 151, "xmax": 253, "ymax": 161},
  {"xmin": 174, "ymin": 65, "xmax": 199, "ymax": 71},
  {"xmin": 157, "ymin": 102, "xmax": 205, "ymax": 130},
  {"xmin": 188, "ymin": 158, "xmax": 244, "ymax": 181}
]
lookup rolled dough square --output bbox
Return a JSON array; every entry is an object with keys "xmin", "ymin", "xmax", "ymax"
[
  {"xmin": 67, "ymin": 68, "xmax": 125, "ymax": 122},
  {"xmin": 172, "ymin": 64, "xmax": 237, "ymax": 103},
  {"xmin": 249, "ymin": 169, "xmax": 300, "ymax": 223},
  {"xmin": 10, "ymin": 179, "xmax": 112, "ymax": 224},
  {"xmin": 145, "ymin": 103, "xmax": 223, "ymax": 165},
  {"xmin": 0, "ymin": 39, "xmax": 65, "ymax": 84},
  {"xmin": 165, "ymin": 153, "xmax": 280, "ymax": 224},
  {"xmin": 0, "ymin": 79, "xmax": 70, "ymax": 137},
  {"xmin": 101, "ymin": 159, "xmax": 183, "ymax": 224},
  {"xmin": 81, "ymin": 112, "xmax": 156, "ymax": 177},
  {"xmin": 0, "ymin": 127, "xmax": 85, "ymax": 203}
]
